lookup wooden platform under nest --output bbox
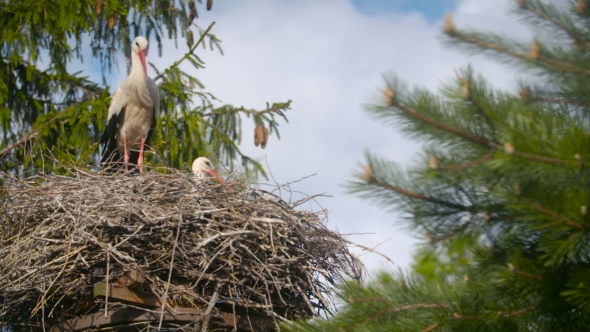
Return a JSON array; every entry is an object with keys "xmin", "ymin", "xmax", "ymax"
[{"xmin": 0, "ymin": 168, "xmax": 364, "ymax": 331}]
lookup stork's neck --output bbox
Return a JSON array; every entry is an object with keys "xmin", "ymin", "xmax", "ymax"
[{"xmin": 131, "ymin": 51, "xmax": 146, "ymax": 77}]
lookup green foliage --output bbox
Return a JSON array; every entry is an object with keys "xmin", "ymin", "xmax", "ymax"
[
  {"xmin": 285, "ymin": 0, "xmax": 590, "ymax": 330},
  {"xmin": 0, "ymin": 0, "xmax": 290, "ymax": 178}
]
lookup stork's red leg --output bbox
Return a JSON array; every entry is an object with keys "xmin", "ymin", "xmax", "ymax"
[
  {"xmin": 137, "ymin": 138, "xmax": 146, "ymax": 174},
  {"xmin": 123, "ymin": 134, "xmax": 129, "ymax": 171}
]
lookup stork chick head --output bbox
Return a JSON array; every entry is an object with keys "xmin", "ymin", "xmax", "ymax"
[
  {"xmin": 132, "ymin": 36, "xmax": 149, "ymax": 76},
  {"xmin": 192, "ymin": 157, "xmax": 224, "ymax": 183}
]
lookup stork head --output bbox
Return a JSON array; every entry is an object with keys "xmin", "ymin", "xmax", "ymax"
[
  {"xmin": 192, "ymin": 157, "xmax": 224, "ymax": 183},
  {"xmin": 132, "ymin": 36, "xmax": 149, "ymax": 76}
]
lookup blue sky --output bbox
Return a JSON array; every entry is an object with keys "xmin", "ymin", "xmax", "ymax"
[{"xmin": 352, "ymin": 0, "xmax": 457, "ymax": 21}]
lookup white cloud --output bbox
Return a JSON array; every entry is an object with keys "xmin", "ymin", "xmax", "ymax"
[{"xmin": 107, "ymin": 0, "xmax": 538, "ymax": 277}]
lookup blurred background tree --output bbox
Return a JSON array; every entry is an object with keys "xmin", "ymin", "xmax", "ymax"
[
  {"xmin": 0, "ymin": 0, "xmax": 290, "ymax": 178},
  {"xmin": 283, "ymin": 0, "xmax": 590, "ymax": 331}
]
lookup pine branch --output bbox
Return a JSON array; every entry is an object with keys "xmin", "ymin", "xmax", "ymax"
[
  {"xmin": 422, "ymin": 322, "xmax": 439, "ymax": 332},
  {"xmin": 522, "ymin": 197, "xmax": 585, "ymax": 229},
  {"xmin": 390, "ymin": 99, "xmax": 572, "ymax": 166},
  {"xmin": 426, "ymin": 223, "xmax": 470, "ymax": 243},
  {"xmin": 372, "ymin": 178, "xmax": 468, "ymax": 211},
  {"xmin": 436, "ymin": 149, "xmax": 495, "ymax": 171},
  {"xmin": 347, "ymin": 300, "xmax": 453, "ymax": 329},
  {"xmin": 508, "ymin": 263, "xmax": 543, "ymax": 281},
  {"xmin": 518, "ymin": 0, "xmax": 590, "ymax": 47},
  {"xmin": 391, "ymin": 100, "xmax": 491, "ymax": 146},
  {"xmin": 444, "ymin": 22, "xmax": 590, "ymax": 76}
]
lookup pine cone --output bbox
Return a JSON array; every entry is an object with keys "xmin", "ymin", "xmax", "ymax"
[
  {"xmin": 207, "ymin": 0, "xmax": 213, "ymax": 11},
  {"xmin": 95, "ymin": 0, "xmax": 103, "ymax": 14},
  {"xmin": 108, "ymin": 15, "xmax": 117, "ymax": 30},
  {"xmin": 187, "ymin": 30, "xmax": 194, "ymax": 46}
]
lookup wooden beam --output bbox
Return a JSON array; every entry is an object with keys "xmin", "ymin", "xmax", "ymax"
[
  {"xmin": 93, "ymin": 282, "xmax": 162, "ymax": 307},
  {"xmin": 50, "ymin": 306, "xmax": 275, "ymax": 332},
  {"xmin": 115, "ymin": 269, "xmax": 145, "ymax": 288}
]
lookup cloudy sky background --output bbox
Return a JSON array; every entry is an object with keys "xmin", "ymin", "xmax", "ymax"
[{"xmin": 78, "ymin": 0, "xmax": 546, "ymax": 277}]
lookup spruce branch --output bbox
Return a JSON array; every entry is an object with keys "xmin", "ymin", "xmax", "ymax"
[
  {"xmin": 0, "ymin": 92, "xmax": 101, "ymax": 161},
  {"xmin": 153, "ymin": 21, "xmax": 216, "ymax": 83}
]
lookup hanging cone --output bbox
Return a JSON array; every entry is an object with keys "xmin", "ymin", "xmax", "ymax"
[
  {"xmin": 95, "ymin": 0, "xmax": 103, "ymax": 14},
  {"xmin": 188, "ymin": 0, "xmax": 197, "ymax": 23},
  {"xmin": 254, "ymin": 124, "xmax": 268, "ymax": 149},
  {"xmin": 207, "ymin": 0, "xmax": 213, "ymax": 10},
  {"xmin": 187, "ymin": 30, "xmax": 194, "ymax": 46},
  {"xmin": 108, "ymin": 15, "xmax": 117, "ymax": 30}
]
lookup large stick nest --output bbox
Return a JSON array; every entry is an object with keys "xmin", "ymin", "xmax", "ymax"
[{"xmin": 0, "ymin": 168, "xmax": 364, "ymax": 331}]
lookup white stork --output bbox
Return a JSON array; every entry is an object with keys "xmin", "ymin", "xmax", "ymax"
[
  {"xmin": 100, "ymin": 36, "xmax": 160, "ymax": 174},
  {"xmin": 192, "ymin": 157, "xmax": 224, "ymax": 183}
]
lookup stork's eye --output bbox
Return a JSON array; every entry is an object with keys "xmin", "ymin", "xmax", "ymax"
[
  {"xmin": 206, "ymin": 161, "xmax": 211, "ymax": 167},
  {"xmin": 135, "ymin": 42, "xmax": 139, "ymax": 47}
]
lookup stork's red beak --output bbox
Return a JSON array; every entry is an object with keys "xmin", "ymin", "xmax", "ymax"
[
  {"xmin": 207, "ymin": 169, "xmax": 225, "ymax": 183},
  {"xmin": 138, "ymin": 49, "xmax": 148, "ymax": 76}
]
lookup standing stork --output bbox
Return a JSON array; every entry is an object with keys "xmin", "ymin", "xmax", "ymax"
[
  {"xmin": 100, "ymin": 36, "xmax": 160, "ymax": 174},
  {"xmin": 192, "ymin": 157, "xmax": 225, "ymax": 183}
]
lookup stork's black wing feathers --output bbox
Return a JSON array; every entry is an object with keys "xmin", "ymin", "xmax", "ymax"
[{"xmin": 100, "ymin": 106, "xmax": 125, "ymax": 172}]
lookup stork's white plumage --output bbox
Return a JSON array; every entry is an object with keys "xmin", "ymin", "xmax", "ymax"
[
  {"xmin": 192, "ymin": 157, "xmax": 224, "ymax": 183},
  {"xmin": 100, "ymin": 36, "xmax": 160, "ymax": 174}
]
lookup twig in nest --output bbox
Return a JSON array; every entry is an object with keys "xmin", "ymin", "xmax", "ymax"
[{"xmin": 158, "ymin": 209, "xmax": 183, "ymax": 330}]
